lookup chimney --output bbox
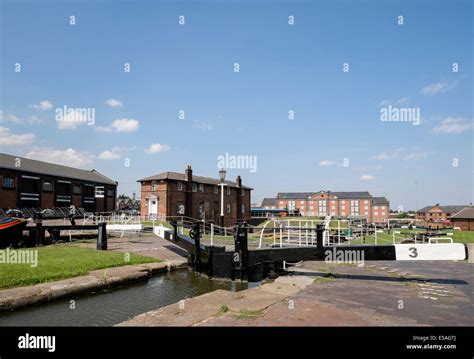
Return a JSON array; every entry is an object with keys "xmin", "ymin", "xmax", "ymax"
[
  {"xmin": 185, "ymin": 165, "xmax": 193, "ymax": 182},
  {"xmin": 236, "ymin": 175, "xmax": 242, "ymax": 187},
  {"xmin": 132, "ymin": 191, "xmax": 136, "ymax": 200}
]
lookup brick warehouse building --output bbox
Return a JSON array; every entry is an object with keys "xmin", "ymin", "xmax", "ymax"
[
  {"xmin": 450, "ymin": 207, "xmax": 474, "ymax": 231},
  {"xmin": 415, "ymin": 204, "xmax": 469, "ymax": 223},
  {"xmin": 0, "ymin": 153, "xmax": 117, "ymax": 212},
  {"xmin": 276, "ymin": 190, "xmax": 390, "ymax": 223},
  {"xmin": 138, "ymin": 165, "xmax": 252, "ymax": 226}
]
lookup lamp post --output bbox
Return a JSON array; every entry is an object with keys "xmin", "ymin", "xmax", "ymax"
[{"xmin": 219, "ymin": 168, "xmax": 227, "ymax": 229}]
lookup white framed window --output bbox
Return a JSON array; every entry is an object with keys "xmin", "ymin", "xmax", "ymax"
[
  {"xmin": 214, "ymin": 186, "xmax": 218, "ymax": 194},
  {"xmin": 191, "ymin": 183, "xmax": 197, "ymax": 192},
  {"xmin": 177, "ymin": 181, "xmax": 183, "ymax": 191},
  {"xmin": 226, "ymin": 186, "xmax": 230, "ymax": 195},
  {"xmin": 226, "ymin": 203, "xmax": 231, "ymax": 213},
  {"xmin": 151, "ymin": 181, "xmax": 157, "ymax": 191},
  {"xmin": 198, "ymin": 183, "xmax": 204, "ymax": 192},
  {"xmin": 95, "ymin": 186, "xmax": 105, "ymax": 198},
  {"xmin": 241, "ymin": 204, "xmax": 245, "ymax": 214}
]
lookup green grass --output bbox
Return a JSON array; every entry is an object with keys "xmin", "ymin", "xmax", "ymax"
[
  {"xmin": 313, "ymin": 273, "xmax": 335, "ymax": 284},
  {"xmin": 0, "ymin": 245, "xmax": 160, "ymax": 290},
  {"xmin": 217, "ymin": 305, "xmax": 229, "ymax": 315},
  {"xmin": 235, "ymin": 309, "xmax": 264, "ymax": 320}
]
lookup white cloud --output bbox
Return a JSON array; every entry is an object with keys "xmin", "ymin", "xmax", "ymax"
[
  {"xmin": 371, "ymin": 153, "xmax": 395, "ymax": 161},
  {"xmin": 145, "ymin": 143, "xmax": 170, "ymax": 154},
  {"xmin": 0, "ymin": 126, "xmax": 36, "ymax": 146},
  {"xmin": 57, "ymin": 109, "xmax": 91, "ymax": 129},
  {"xmin": 0, "ymin": 111, "xmax": 21, "ymax": 124},
  {"xmin": 25, "ymin": 148, "xmax": 94, "ymax": 168},
  {"xmin": 370, "ymin": 148, "xmax": 403, "ymax": 161},
  {"xmin": 105, "ymin": 98, "xmax": 123, "ymax": 108},
  {"xmin": 360, "ymin": 175, "xmax": 375, "ymax": 181},
  {"xmin": 432, "ymin": 117, "xmax": 473, "ymax": 134},
  {"xmin": 379, "ymin": 97, "xmax": 409, "ymax": 106},
  {"xmin": 98, "ymin": 147, "xmax": 129, "ymax": 160},
  {"xmin": 32, "ymin": 100, "xmax": 53, "ymax": 110},
  {"xmin": 404, "ymin": 152, "xmax": 429, "ymax": 160},
  {"xmin": 319, "ymin": 160, "xmax": 336, "ymax": 166},
  {"xmin": 193, "ymin": 120, "xmax": 213, "ymax": 131},
  {"xmin": 420, "ymin": 81, "xmax": 454, "ymax": 96},
  {"xmin": 96, "ymin": 118, "xmax": 139, "ymax": 133}
]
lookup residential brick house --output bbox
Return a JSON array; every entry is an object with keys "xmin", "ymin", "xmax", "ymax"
[
  {"xmin": 276, "ymin": 190, "xmax": 390, "ymax": 223},
  {"xmin": 138, "ymin": 165, "xmax": 252, "ymax": 226},
  {"xmin": 450, "ymin": 207, "xmax": 474, "ymax": 231},
  {"xmin": 0, "ymin": 153, "xmax": 117, "ymax": 212},
  {"xmin": 415, "ymin": 204, "xmax": 468, "ymax": 223}
]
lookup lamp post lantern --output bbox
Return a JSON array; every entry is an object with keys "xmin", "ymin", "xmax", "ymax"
[{"xmin": 219, "ymin": 168, "xmax": 227, "ymax": 229}]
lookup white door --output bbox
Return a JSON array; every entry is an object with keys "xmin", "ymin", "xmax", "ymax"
[{"xmin": 149, "ymin": 199, "xmax": 158, "ymax": 216}]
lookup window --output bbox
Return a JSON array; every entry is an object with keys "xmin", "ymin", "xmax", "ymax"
[
  {"xmin": 214, "ymin": 186, "xmax": 218, "ymax": 194},
  {"xmin": 95, "ymin": 186, "xmax": 104, "ymax": 198},
  {"xmin": 226, "ymin": 186, "xmax": 230, "ymax": 195},
  {"xmin": 177, "ymin": 181, "xmax": 183, "ymax": 191},
  {"xmin": 227, "ymin": 203, "xmax": 231, "ymax": 214},
  {"xmin": 240, "ymin": 188, "xmax": 245, "ymax": 197},
  {"xmin": 3, "ymin": 176, "xmax": 14, "ymax": 189},
  {"xmin": 151, "ymin": 181, "xmax": 157, "ymax": 191},
  {"xmin": 350, "ymin": 200, "xmax": 359, "ymax": 215},
  {"xmin": 107, "ymin": 189, "xmax": 113, "ymax": 197},
  {"xmin": 43, "ymin": 181, "xmax": 53, "ymax": 192},
  {"xmin": 318, "ymin": 201, "xmax": 327, "ymax": 216},
  {"xmin": 191, "ymin": 183, "xmax": 197, "ymax": 192},
  {"xmin": 241, "ymin": 204, "xmax": 245, "ymax": 214},
  {"xmin": 73, "ymin": 185, "xmax": 81, "ymax": 195},
  {"xmin": 198, "ymin": 183, "xmax": 204, "ymax": 192}
]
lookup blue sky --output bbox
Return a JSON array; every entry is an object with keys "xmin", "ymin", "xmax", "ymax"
[{"xmin": 1, "ymin": 0, "xmax": 472, "ymax": 210}]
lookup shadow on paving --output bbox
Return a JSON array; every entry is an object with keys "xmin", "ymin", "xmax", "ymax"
[
  {"xmin": 291, "ymin": 270, "xmax": 469, "ymax": 286},
  {"xmin": 163, "ymin": 245, "xmax": 188, "ymax": 258}
]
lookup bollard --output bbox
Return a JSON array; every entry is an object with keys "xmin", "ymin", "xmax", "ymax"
[
  {"xmin": 233, "ymin": 221, "xmax": 249, "ymax": 281},
  {"xmin": 34, "ymin": 212, "xmax": 44, "ymax": 247},
  {"xmin": 189, "ymin": 222, "xmax": 201, "ymax": 272},
  {"xmin": 316, "ymin": 224, "xmax": 324, "ymax": 259},
  {"xmin": 97, "ymin": 222, "xmax": 107, "ymax": 250}
]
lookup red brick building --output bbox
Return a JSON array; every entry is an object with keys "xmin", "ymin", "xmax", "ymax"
[
  {"xmin": 416, "ymin": 204, "xmax": 469, "ymax": 224},
  {"xmin": 276, "ymin": 191, "xmax": 390, "ymax": 223},
  {"xmin": 138, "ymin": 165, "xmax": 252, "ymax": 226},
  {"xmin": 450, "ymin": 207, "xmax": 474, "ymax": 231},
  {"xmin": 0, "ymin": 153, "xmax": 117, "ymax": 212}
]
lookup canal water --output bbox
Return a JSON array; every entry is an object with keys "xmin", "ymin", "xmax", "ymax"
[{"xmin": 0, "ymin": 270, "xmax": 259, "ymax": 326}]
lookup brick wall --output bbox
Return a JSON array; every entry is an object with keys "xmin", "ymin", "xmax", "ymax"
[{"xmin": 140, "ymin": 179, "xmax": 251, "ymax": 226}]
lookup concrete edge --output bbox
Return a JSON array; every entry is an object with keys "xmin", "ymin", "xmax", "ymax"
[{"xmin": 0, "ymin": 261, "xmax": 187, "ymax": 312}]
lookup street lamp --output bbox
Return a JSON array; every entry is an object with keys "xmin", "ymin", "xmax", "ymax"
[{"xmin": 219, "ymin": 168, "xmax": 227, "ymax": 229}]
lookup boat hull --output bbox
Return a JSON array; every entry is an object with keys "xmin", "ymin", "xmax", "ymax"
[{"xmin": 0, "ymin": 218, "xmax": 28, "ymax": 248}]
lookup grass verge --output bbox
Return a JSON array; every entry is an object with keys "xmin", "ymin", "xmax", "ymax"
[{"xmin": 0, "ymin": 245, "xmax": 160, "ymax": 289}]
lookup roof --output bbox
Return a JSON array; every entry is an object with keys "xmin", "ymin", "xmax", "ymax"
[
  {"xmin": 331, "ymin": 191, "xmax": 372, "ymax": 199},
  {"xmin": 276, "ymin": 191, "xmax": 372, "ymax": 199},
  {"xmin": 276, "ymin": 192, "xmax": 316, "ymax": 199},
  {"xmin": 138, "ymin": 171, "xmax": 253, "ymax": 190},
  {"xmin": 372, "ymin": 196, "xmax": 390, "ymax": 205},
  {"xmin": 261, "ymin": 198, "xmax": 277, "ymax": 206},
  {"xmin": 417, "ymin": 205, "xmax": 468, "ymax": 213},
  {"xmin": 0, "ymin": 153, "xmax": 117, "ymax": 185},
  {"xmin": 451, "ymin": 207, "xmax": 474, "ymax": 220}
]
